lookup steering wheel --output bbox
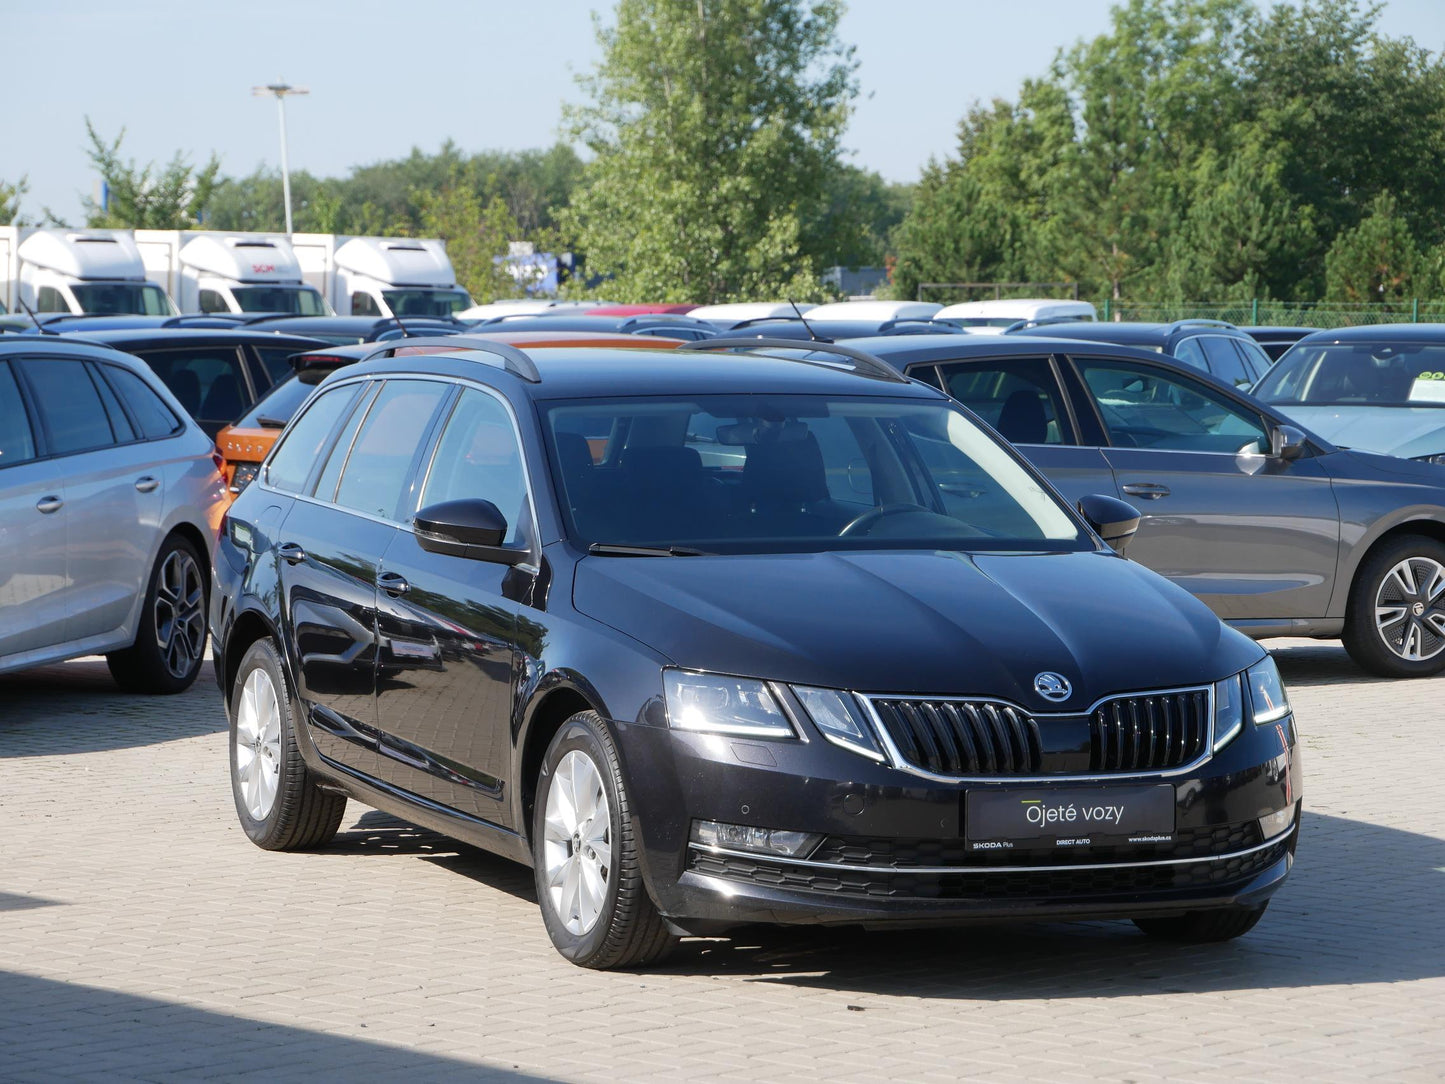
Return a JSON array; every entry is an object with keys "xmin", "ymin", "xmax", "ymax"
[{"xmin": 838, "ymin": 503, "xmax": 929, "ymax": 537}]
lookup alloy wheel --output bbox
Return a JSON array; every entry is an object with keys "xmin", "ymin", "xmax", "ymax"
[
  {"xmin": 154, "ymin": 550, "xmax": 206, "ymax": 679},
  {"xmin": 1374, "ymin": 556, "xmax": 1445, "ymax": 662},
  {"xmin": 542, "ymin": 750, "xmax": 613, "ymax": 936},
  {"xmin": 234, "ymin": 668, "xmax": 283, "ymax": 820}
]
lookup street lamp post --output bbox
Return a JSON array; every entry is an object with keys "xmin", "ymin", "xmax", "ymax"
[{"xmin": 252, "ymin": 79, "xmax": 309, "ymax": 235}]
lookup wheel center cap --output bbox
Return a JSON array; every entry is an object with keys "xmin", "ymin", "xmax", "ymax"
[{"xmin": 1413, "ymin": 601, "xmax": 1426, "ymax": 617}]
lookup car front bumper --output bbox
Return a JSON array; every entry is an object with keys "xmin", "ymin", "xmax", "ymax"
[{"xmin": 613, "ymin": 712, "xmax": 1301, "ymax": 935}]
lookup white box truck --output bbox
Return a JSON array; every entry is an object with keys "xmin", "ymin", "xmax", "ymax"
[
  {"xmin": 0, "ymin": 227, "xmax": 178, "ymax": 315},
  {"xmin": 133, "ymin": 230, "xmax": 330, "ymax": 315},
  {"xmin": 290, "ymin": 234, "xmax": 472, "ymax": 317}
]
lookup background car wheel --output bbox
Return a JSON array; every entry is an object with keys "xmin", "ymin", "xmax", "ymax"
[
  {"xmin": 229, "ymin": 638, "xmax": 346, "ymax": 851},
  {"xmin": 532, "ymin": 711, "xmax": 677, "ymax": 969},
  {"xmin": 106, "ymin": 534, "xmax": 208, "ymax": 694},
  {"xmin": 1343, "ymin": 534, "xmax": 1445, "ymax": 677},
  {"xmin": 1133, "ymin": 903, "xmax": 1267, "ymax": 942}
]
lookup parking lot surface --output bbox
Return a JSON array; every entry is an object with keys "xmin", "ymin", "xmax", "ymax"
[{"xmin": 2, "ymin": 640, "xmax": 1443, "ymax": 1083}]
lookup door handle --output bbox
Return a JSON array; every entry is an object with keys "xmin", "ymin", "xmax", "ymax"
[
  {"xmin": 1121, "ymin": 482, "xmax": 1171, "ymax": 500},
  {"xmin": 377, "ymin": 571, "xmax": 410, "ymax": 597},
  {"xmin": 135, "ymin": 476, "xmax": 160, "ymax": 493},
  {"xmin": 35, "ymin": 495, "xmax": 63, "ymax": 514},
  {"xmin": 278, "ymin": 542, "xmax": 307, "ymax": 565}
]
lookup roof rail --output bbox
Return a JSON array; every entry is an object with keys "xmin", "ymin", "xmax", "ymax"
[
  {"xmin": 1168, "ymin": 318, "xmax": 1236, "ymax": 331},
  {"xmin": 161, "ymin": 314, "xmax": 248, "ymax": 328},
  {"xmin": 360, "ymin": 335, "xmax": 542, "ymax": 384},
  {"xmin": 679, "ymin": 336, "xmax": 907, "ymax": 384}
]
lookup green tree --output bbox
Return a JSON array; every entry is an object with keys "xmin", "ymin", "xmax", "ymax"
[
  {"xmin": 1324, "ymin": 192, "xmax": 1423, "ymax": 303},
  {"xmin": 81, "ymin": 118, "xmax": 220, "ymax": 229},
  {"xmin": 416, "ymin": 175, "xmax": 527, "ymax": 303},
  {"xmin": 0, "ymin": 176, "xmax": 26, "ymax": 225},
  {"xmin": 563, "ymin": 0, "xmax": 858, "ymax": 303}
]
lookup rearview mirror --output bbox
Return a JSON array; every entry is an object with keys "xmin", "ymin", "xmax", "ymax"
[
  {"xmin": 414, "ymin": 499, "xmax": 529, "ymax": 565},
  {"xmin": 1270, "ymin": 424, "xmax": 1307, "ymax": 461},
  {"xmin": 1078, "ymin": 494, "xmax": 1141, "ymax": 556}
]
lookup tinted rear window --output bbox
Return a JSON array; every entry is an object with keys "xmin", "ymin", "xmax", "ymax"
[
  {"xmin": 101, "ymin": 365, "xmax": 183, "ymax": 440},
  {"xmin": 18, "ymin": 359, "xmax": 116, "ymax": 455},
  {"xmin": 0, "ymin": 361, "xmax": 37, "ymax": 466}
]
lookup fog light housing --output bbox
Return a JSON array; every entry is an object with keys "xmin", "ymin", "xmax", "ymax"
[
  {"xmin": 1258, "ymin": 803, "xmax": 1296, "ymax": 840},
  {"xmin": 690, "ymin": 820, "xmax": 823, "ymax": 858}
]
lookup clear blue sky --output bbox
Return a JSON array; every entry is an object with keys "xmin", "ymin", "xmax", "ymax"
[{"xmin": 8, "ymin": 0, "xmax": 1445, "ymax": 225}]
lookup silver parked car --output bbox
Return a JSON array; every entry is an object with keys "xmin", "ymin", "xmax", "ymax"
[{"xmin": 0, "ymin": 337, "xmax": 227, "ymax": 692}]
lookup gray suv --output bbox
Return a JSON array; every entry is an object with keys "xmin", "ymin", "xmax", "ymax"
[
  {"xmin": 713, "ymin": 335, "xmax": 1445, "ymax": 679},
  {"xmin": 0, "ymin": 338, "xmax": 226, "ymax": 692}
]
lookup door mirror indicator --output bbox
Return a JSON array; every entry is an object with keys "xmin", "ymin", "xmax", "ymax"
[
  {"xmin": 1270, "ymin": 425, "xmax": 1307, "ymax": 461},
  {"xmin": 414, "ymin": 499, "xmax": 529, "ymax": 564},
  {"xmin": 1077, "ymin": 494, "xmax": 1141, "ymax": 556}
]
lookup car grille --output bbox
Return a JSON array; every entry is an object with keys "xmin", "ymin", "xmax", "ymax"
[
  {"xmin": 865, "ymin": 686, "xmax": 1211, "ymax": 778},
  {"xmin": 689, "ymin": 832, "xmax": 1290, "ymax": 902},
  {"xmin": 1090, "ymin": 688, "xmax": 1210, "ymax": 772},
  {"xmin": 868, "ymin": 699, "xmax": 1041, "ymax": 775},
  {"xmin": 808, "ymin": 822, "xmax": 1262, "ymax": 869}
]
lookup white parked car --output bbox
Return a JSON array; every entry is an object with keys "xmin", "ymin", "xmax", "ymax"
[
  {"xmin": 801, "ymin": 300, "xmax": 941, "ymax": 322},
  {"xmin": 687, "ymin": 301, "xmax": 816, "ymax": 326}
]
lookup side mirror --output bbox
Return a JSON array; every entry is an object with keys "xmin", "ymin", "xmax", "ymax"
[
  {"xmin": 414, "ymin": 499, "xmax": 529, "ymax": 565},
  {"xmin": 1078, "ymin": 494, "xmax": 1141, "ymax": 556},
  {"xmin": 1270, "ymin": 424, "xmax": 1307, "ymax": 461}
]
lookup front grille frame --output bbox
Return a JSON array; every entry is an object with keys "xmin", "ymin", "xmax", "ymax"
[{"xmin": 858, "ymin": 684, "xmax": 1215, "ymax": 783}]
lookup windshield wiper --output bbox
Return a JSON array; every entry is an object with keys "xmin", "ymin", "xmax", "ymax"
[
  {"xmin": 587, "ymin": 543, "xmax": 713, "ymax": 557},
  {"xmin": 254, "ymin": 415, "xmax": 289, "ymax": 429}
]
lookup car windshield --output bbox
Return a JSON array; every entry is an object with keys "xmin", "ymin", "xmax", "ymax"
[
  {"xmin": 231, "ymin": 286, "xmax": 327, "ymax": 315},
  {"xmin": 542, "ymin": 394, "xmax": 1087, "ymax": 554},
  {"xmin": 70, "ymin": 283, "xmax": 175, "ymax": 316},
  {"xmin": 235, "ymin": 375, "xmax": 315, "ymax": 429},
  {"xmin": 382, "ymin": 289, "xmax": 470, "ymax": 317},
  {"xmin": 1255, "ymin": 342, "xmax": 1445, "ymax": 407}
]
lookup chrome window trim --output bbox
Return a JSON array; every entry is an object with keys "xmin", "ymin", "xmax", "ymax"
[
  {"xmin": 688, "ymin": 823, "xmax": 1291, "ymax": 876},
  {"xmin": 858, "ymin": 684, "xmax": 1215, "ymax": 784}
]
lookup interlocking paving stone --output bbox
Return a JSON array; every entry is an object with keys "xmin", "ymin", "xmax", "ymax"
[{"xmin": 1, "ymin": 639, "xmax": 1443, "ymax": 1082}]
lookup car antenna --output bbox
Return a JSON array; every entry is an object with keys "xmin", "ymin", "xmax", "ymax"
[
  {"xmin": 788, "ymin": 298, "xmax": 821, "ymax": 341},
  {"xmin": 389, "ymin": 308, "xmax": 415, "ymax": 338},
  {"xmin": 16, "ymin": 297, "xmax": 55, "ymax": 335}
]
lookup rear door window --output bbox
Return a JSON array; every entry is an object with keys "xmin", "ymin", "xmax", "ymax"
[
  {"xmin": 0, "ymin": 361, "xmax": 37, "ymax": 466},
  {"xmin": 252, "ymin": 344, "xmax": 308, "ymax": 388},
  {"xmin": 333, "ymin": 380, "xmax": 451, "ymax": 520},
  {"xmin": 935, "ymin": 357, "xmax": 1071, "ymax": 445},
  {"xmin": 1197, "ymin": 336, "xmax": 1253, "ymax": 388},
  {"xmin": 266, "ymin": 383, "xmax": 363, "ymax": 493},
  {"xmin": 17, "ymin": 358, "xmax": 119, "ymax": 456},
  {"xmin": 100, "ymin": 365, "xmax": 183, "ymax": 439}
]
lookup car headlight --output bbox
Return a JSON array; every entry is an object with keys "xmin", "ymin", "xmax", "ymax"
[
  {"xmin": 1245, "ymin": 656, "xmax": 1290, "ymax": 724},
  {"xmin": 1411, "ymin": 452, "xmax": 1445, "ymax": 465},
  {"xmin": 663, "ymin": 671, "xmax": 795, "ymax": 738},
  {"xmin": 791, "ymin": 685, "xmax": 884, "ymax": 761},
  {"xmin": 1212, "ymin": 672, "xmax": 1244, "ymax": 751}
]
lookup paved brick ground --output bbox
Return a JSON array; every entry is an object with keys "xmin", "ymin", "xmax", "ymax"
[{"xmin": 2, "ymin": 639, "xmax": 1443, "ymax": 1082}]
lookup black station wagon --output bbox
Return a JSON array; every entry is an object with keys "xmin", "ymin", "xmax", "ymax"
[{"xmin": 212, "ymin": 337, "xmax": 1301, "ymax": 968}]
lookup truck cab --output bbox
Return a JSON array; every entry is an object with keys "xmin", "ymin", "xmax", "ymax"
[
  {"xmin": 135, "ymin": 231, "xmax": 329, "ymax": 316},
  {"xmin": 292, "ymin": 234, "xmax": 472, "ymax": 317},
  {"xmin": 4, "ymin": 228, "xmax": 177, "ymax": 315}
]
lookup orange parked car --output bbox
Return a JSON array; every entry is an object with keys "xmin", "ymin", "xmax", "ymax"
[{"xmin": 215, "ymin": 330, "xmax": 685, "ymax": 495}]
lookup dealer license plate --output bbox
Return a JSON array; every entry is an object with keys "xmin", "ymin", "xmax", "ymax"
[{"xmin": 964, "ymin": 784, "xmax": 1175, "ymax": 853}]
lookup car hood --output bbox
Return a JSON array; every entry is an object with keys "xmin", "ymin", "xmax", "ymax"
[
  {"xmin": 1279, "ymin": 405, "xmax": 1445, "ymax": 458},
  {"xmin": 573, "ymin": 549, "xmax": 1259, "ymax": 713}
]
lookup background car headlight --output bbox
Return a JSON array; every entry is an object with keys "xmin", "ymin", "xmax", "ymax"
[
  {"xmin": 1213, "ymin": 673, "xmax": 1244, "ymax": 751},
  {"xmin": 791, "ymin": 685, "xmax": 884, "ymax": 760},
  {"xmin": 663, "ymin": 671, "xmax": 795, "ymax": 738},
  {"xmin": 1246, "ymin": 656, "xmax": 1290, "ymax": 724}
]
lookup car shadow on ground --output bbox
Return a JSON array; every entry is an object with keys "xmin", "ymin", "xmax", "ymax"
[
  {"xmin": 0, "ymin": 971, "xmax": 556, "ymax": 1081},
  {"xmin": 650, "ymin": 809, "xmax": 1445, "ymax": 996},
  {"xmin": 1266, "ymin": 638, "xmax": 1413, "ymax": 688},
  {"xmin": 0, "ymin": 657, "xmax": 227, "ymax": 757}
]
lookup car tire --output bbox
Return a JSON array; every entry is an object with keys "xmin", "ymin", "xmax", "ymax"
[
  {"xmin": 1133, "ymin": 903, "xmax": 1268, "ymax": 943},
  {"xmin": 1343, "ymin": 534, "xmax": 1445, "ymax": 678},
  {"xmin": 532, "ymin": 711, "xmax": 677, "ymax": 969},
  {"xmin": 106, "ymin": 534, "xmax": 209, "ymax": 694},
  {"xmin": 229, "ymin": 638, "xmax": 346, "ymax": 851}
]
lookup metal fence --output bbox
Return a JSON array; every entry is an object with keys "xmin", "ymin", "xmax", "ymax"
[{"xmin": 1102, "ymin": 299, "xmax": 1445, "ymax": 327}]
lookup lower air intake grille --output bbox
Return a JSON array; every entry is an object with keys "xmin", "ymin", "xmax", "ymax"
[{"xmin": 869, "ymin": 699, "xmax": 1041, "ymax": 776}]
